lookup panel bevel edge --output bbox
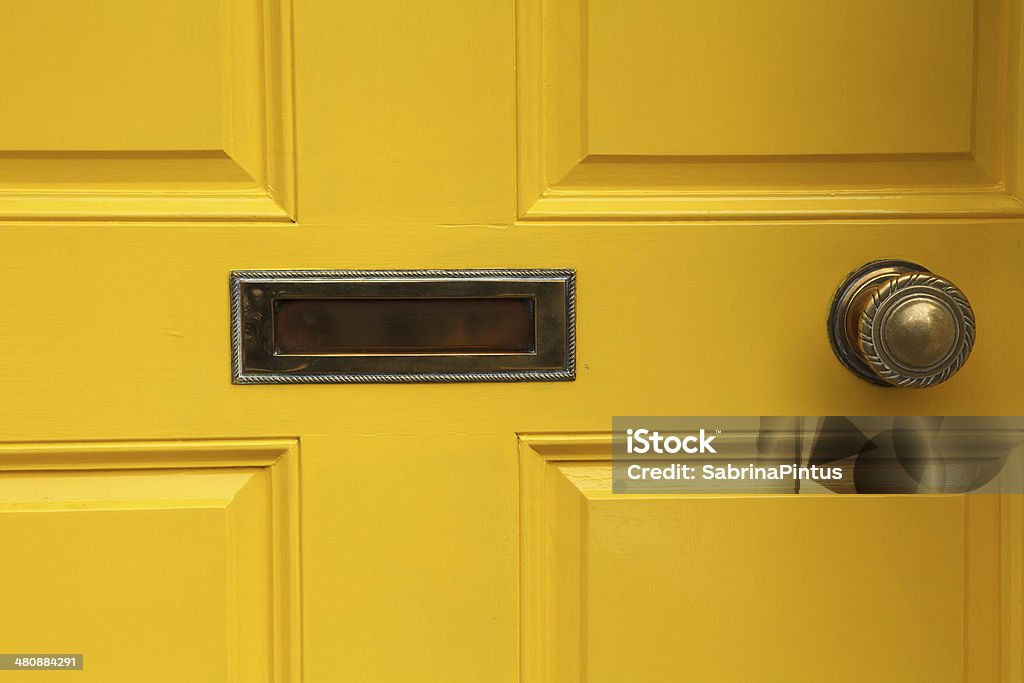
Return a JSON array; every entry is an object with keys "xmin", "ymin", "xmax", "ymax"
[
  {"xmin": 1007, "ymin": 0, "xmax": 1024, "ymax": 202},
  {"xmin": 519, "ymin": 434, "xmax": 604, "ymax": 683},
  {"xmin": 518, "ymin": 433, "xmax": 612, "ymax": 459},
  {"xmin": 0, "ymin": 192, "xmax": 293, "ymax": 223},
  {"xmin": 262, "ymin": 0, "xmax": 298, "ymax": 221},
  {"xmin": 514, "ymin": 0, "xmax": 547, "ymax": 219},
  {"xmin": 518, "ymin": 434, "xmax": 605, "ymax": 683},
  {"xmin": 518, "ymin": 434, "xmax": 548, "ymax": 683},
  {"xmin": 1001, "ymin": 488, "xmax": 1024, "ymax": 681},
  {"xmin": 0, "ymin": 438, "xmax": 296, "ymax": 470},
  {"xmin": 519, "ymin": 191, "xmax": 1024, "ymax": 221},
  {"xmin": 269, "ymin": 437, "xmax": 302, "ymax": 683}
]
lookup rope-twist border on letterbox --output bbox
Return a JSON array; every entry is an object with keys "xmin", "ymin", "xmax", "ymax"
[{"xmin": 229, "ymin": 269, "xmax": 576, "ymax": 384}]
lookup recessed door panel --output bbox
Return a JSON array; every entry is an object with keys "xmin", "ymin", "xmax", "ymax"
[
  {"xmin": 0, "ymin": 441, "xmax": 299, "ymax": 683},
  {"xmin": 520, "ymin": 437, "xmax": 1011, "ymax": 683}
]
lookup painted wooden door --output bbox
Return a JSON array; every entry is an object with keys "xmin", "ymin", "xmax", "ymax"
[{"xmin": 0, "ymin": 0, "xmax": 1021, "ymax": 681}]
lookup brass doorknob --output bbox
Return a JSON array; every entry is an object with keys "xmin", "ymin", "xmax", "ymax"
[{"xmin": 828, "ymin": 260, "xmax": 975, "ymax": 388}]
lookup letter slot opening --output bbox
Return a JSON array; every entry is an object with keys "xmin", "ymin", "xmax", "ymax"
[{"xmin": 273, "ymin": 297, "xmax": 536, "ymax": 355}]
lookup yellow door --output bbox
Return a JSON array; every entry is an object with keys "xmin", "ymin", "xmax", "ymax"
[{"xmin": 0, "ymin": 0, "xmax": 1022, "ymax": 681}]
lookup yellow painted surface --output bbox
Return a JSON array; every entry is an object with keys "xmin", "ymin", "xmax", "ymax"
[
  {"xmin": 587, "ymin": 0, "xmax": 975, "ymax": 156},
  {"xmin": 519, "ymin": 0, "xmax": 1020, "ymax": 218},
  {"xmin": 0, "ymin": 441, "xmax": 298, "ymax": 682},
  {"xmin": 0, "ymin": 0, "xmax": 1021, "ymax": 682},
  {"xmin": 0, "ymin": 0, "xmax": 292, "ymax": 221},
  {"xmin": 523, "ymin": 450, "xmax": 1002, "ymax": 683},
  {"xmin": 0, "ymin": 0, "xmax": 222, "ymax": 151}
]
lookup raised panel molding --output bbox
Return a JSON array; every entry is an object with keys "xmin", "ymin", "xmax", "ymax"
[
  {"xmin": 518, "ymin": 434, "xmax": 1022, "ymax": 682},
  {"xmin": 0, "ymin": 439, "xmax": 300, "ymax": 682},
  {"xmin": 0, "ymin": 0, "xmax": 295, "ymax": 222},
  {"xmin": 517, "ymin": 0, "xmax": 1024, "ymax": 220}
]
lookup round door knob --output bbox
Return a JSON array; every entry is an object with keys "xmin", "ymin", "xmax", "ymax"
[{"xmin": 828, "ymin": 260, "xmax": 976, "ymax": 388}]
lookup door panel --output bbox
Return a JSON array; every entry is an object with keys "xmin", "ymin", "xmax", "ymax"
[
  {"xmin": 0, "ymin": 441, "xmax": 298, "ymax": 683},
  {"xmin": 585, "ymin": 0, "xmax": 975, "ymax": 157},
  {"xmin": 0, "ymin": 0, "xmax": 293, "ymax": 220},
  {"xmin": 521, "ymin": 437, "xmax": 1011, "ymax": 683},
  {"xmin": 518, "ymin": 0, "xmax": 1021, "ymax": 218}
]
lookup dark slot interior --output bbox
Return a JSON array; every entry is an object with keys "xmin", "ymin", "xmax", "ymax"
[{"xmin": 274, "ymin": 297, "xmax": 536, "ymax": 354}]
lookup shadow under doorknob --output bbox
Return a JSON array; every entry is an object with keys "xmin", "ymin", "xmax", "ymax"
[{"xmin": 828, "ymin": 260, "xmax": 976, "ymax": 388}]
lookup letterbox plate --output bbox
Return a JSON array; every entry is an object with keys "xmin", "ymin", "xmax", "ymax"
[{"xmin": 230, "ymin": 269, "xmax": 576, "ymax": 383}]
